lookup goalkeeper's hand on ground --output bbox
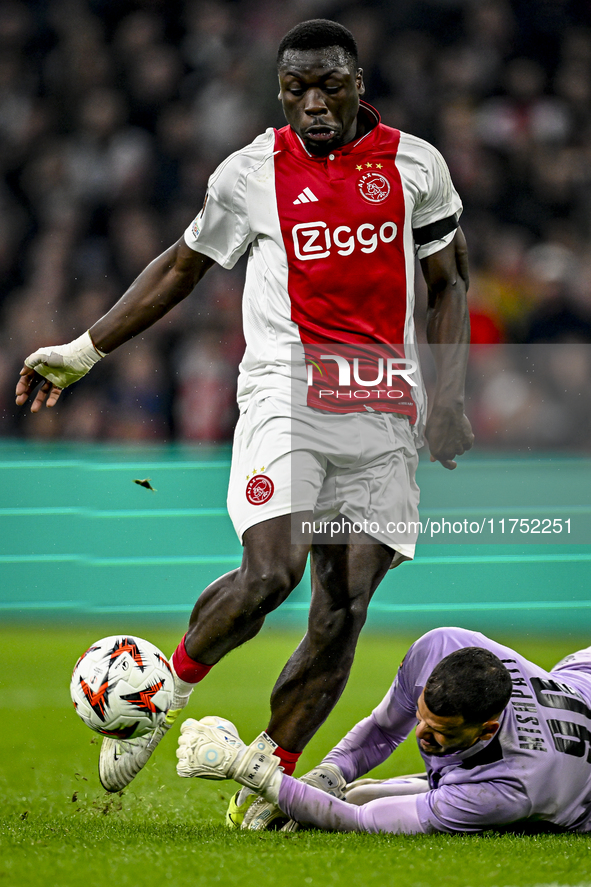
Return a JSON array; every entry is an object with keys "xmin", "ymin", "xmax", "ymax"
[{"xmin": 24, "ymin": 331, "xmax": 106, "ymax": 389}]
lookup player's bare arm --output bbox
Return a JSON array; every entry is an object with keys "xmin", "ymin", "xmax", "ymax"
[
  {"xmin": 421, "ymin": 227, "xmax": 474, "ymax": 470},
  {"xmin": 15, "ymin": 238, "xmax": 214, "ymax": 413}
]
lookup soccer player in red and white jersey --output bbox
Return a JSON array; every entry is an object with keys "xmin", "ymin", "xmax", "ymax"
[{"xmin": 15, "ymin": 20, "xmax": 473, "ymax": 811}]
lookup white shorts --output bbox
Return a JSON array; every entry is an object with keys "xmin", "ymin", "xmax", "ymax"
[{"xmin": 227, "ymin": 394, "xmax": 420, "ymax": 561}]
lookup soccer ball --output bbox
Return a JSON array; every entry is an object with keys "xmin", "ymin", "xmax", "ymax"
[{"xmin": 70, "ymin": 635, "xmax": 174, "ymax": 739}]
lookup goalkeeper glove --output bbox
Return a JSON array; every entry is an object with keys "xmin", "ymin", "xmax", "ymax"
[{"xmin": 177, "ymin": 720, "xmax": 282, "ymax": 794}]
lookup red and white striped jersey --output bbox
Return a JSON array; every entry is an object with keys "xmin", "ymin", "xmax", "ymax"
[{"xmin": 184, "ymin": 102, "xmax": 462, "ymax": 438}]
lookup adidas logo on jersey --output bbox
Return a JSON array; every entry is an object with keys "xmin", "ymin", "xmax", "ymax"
[{"xmin": 293, "ymin": 187, "xmax": 319, "ymax": 205}]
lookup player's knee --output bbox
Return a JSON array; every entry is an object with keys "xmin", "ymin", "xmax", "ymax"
[
  {"xmin": 241, "ymin": 561, "xmax": 300, "ymax": 615},
  {"xmin": 311, "ymin": 593, "xmax": 370, "ymax": 647},
  {"xmin": 347, "ymin": 593, "xmax": 371, "ymax": 629},
  {"xmin": 313, "ymin": 557, "xmax": 374, "ymax": 611}
]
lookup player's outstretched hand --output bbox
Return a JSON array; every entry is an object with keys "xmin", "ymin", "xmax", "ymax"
[
  {"xmin": 15, "ymin": 366, "xmax": 63, "ymax": 413},
  {"xmin": 426, "ymin": 402, "xmax": 474, "ymax": 470},
  {"xmin": 15, "ymin": 331, "xmax": 105, "ymax": 413}
]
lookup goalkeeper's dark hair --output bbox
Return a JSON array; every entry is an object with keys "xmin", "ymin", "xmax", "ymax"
[
  {"xmin": 277, "ymin": 19, "xmax": 358, "ymax": 70},
  {"xmin": 424, "ymin": 647, "xmax": 512, "ymax": 724}
]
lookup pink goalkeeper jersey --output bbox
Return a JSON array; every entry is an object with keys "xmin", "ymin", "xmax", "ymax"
[
  {"xmin": 184, "ymin": 103, "xmax": 462, "ymax": 439},
  {"xmin": 314, "ymin": 627, "xmax": 591, "ymax": 833}
]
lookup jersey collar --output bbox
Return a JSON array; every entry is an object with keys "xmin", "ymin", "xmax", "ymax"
[{"xmin": 288, "ymin": 100, "xmax": 381, "ymax": 160}]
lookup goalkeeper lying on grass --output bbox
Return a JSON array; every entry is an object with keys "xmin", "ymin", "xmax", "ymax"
[{"xmin": 176, "ymin": 627, "xmax": 591, "ymax": 834}]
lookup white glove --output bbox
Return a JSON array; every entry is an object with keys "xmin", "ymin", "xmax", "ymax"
[
  {"xmin": 176, "ymin": 720, "xmax": 281, "ymax": 793},
  {"xmin": 25, "ymin": 331, "xmax": 106, "ymax": 389},
  {"xmin": 232, "ymin": 743, "xmax": 281, "ymax": 794},
  {"xmin": 176, "ymin": 716, "xmax": 245, "ymax": 780},
  {"xmin": 299, "ymin": 764, "xmax": 347, "ymax": 798}
]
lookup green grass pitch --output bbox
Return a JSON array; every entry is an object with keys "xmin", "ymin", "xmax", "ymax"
[{"xmin": 1, "ymin": 624, "xmax": 590, "ymax": 887}]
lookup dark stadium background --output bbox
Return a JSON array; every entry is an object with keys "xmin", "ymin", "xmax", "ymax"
[{"xmin": 0, "ymin": 0, "xmax": 590, "ymax": 634}]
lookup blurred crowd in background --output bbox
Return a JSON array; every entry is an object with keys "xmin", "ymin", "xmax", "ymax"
[{"xmin": 1, "ymin": 0, "xmax": 591, "ymax": 449}]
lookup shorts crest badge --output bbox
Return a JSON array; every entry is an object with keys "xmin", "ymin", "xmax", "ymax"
[{"xmin": 246, "ymin": 474, "xmax": 274, "ymax": 505}]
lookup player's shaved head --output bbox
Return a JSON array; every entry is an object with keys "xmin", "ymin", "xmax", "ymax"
[
  {"xmin": 424, "ymin": 647, "xmax": 512, "ymax": 725},
  {"xmin": 277, "ymin": 19, "xmax": 358, "ymax": 72}
]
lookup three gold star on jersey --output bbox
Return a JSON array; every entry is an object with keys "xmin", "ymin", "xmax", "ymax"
[{"xmin": 246, "ymin": 467, "xmax": 266, "ymax": 481}]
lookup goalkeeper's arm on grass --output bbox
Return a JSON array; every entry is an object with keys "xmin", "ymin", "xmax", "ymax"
[
  {"xmin": 241, "ymin": 711, "xmax": 400, "ymax": 829},
  {"xmin": 277, "ymin": 712, "xmax": 429, "ymax": 832},
  {"xmin": 15, "ymin": 238, "xmax": 214, "ymax": 412},
  {"xmin": 219, "ymin": 709, "xmax": 429, "ymax": 832},
  {"xmin": 176, "ymin": 717, "xmax": 429, "ymax": 835}
]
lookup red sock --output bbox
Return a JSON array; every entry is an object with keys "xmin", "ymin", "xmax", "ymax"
[
  {"xmin": 273, "ymin": 745, "xmax": 301, "ymax": 776},
  {"xmin": 171, "ymin": 635, "xmax": 213, "ymax": 684}
]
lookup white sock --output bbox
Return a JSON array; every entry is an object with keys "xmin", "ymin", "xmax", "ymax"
[{"xmin": 170, "ymin": 658, "xmax": 195, "ymax": 710}]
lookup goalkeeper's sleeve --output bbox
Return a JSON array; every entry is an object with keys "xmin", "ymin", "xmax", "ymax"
[
  {"xmin": 277, "ymin": 776, "xmax": 427, "ymax": 834},
  {"xmin": 322, "ymin": 712, "xmax": 410, "ymax": 783}
]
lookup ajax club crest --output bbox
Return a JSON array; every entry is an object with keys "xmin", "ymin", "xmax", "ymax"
[
  {"xmin": 358, "ymin": 171, "xmax": 391, "ymax": 204},
  {"xmin": 246, "ymin": 474, "xmax": 274, "ymax": 505}
]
